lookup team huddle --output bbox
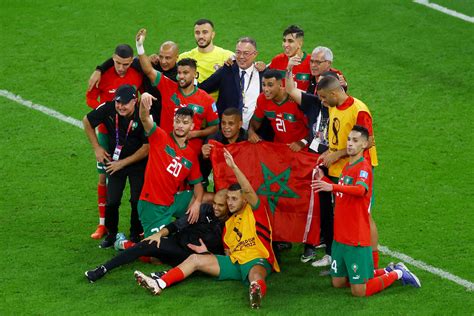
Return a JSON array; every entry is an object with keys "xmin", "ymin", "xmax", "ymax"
[{"xmin": 83, "ymin": 19, "xmax": 421, "ymax": 309}]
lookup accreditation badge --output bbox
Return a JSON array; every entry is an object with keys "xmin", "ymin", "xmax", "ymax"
[{"xmin": 112, "ymin": 145, "xmax": 123, "ymax": 161}]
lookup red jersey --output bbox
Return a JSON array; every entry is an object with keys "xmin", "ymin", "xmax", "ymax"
[
  {"xmin": 269, "ymin": 52, "xmax": 311, "ymax": 91},
  {"xmin": 333, "ymin": 157, "xmax": 372, "ymax": 246},
  {"xmin": 139, "ymin": 124, "xmax": 202, "ymax": 206},
  {"xmin": 86, "ymin": 66, "xmax": 143, "ymax": 133},
  {"xmin": 154, "ymin": 71, "xmax": 219, "ymax": 153},
  {"xmin": 253, "ymin": 93, "xmax": 308, "ymax": 143}
]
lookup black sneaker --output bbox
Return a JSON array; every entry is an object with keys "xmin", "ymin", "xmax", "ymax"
[
  {"xmin": 150, "ymin": 270, "xmax": 167, "ymax": 280},
  {"xmin": 99, "ymin": 234, "xmax": 116, "ymax": 248},
  {"xmin": 300, "ymin": 245, "xmax": 317, "ymax": 263},
  {"xmin": 129, "ymin": 234, "xmax": 142, "ymax": 243},
  {"xmin": 85, "ymin": 265, "xmax": 107, "ymax": 283},
  {"xmin": 274, "ymin": 242, "xmax": 292, "ymax": 251}
]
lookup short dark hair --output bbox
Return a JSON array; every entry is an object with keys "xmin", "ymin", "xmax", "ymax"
[
  {"xmin": 262, "ymin": 69, "xmax": 283, "ymax": 81},
  {"xmin": 317, "ymin": 75, "xmax": 340, "ymax": 91},
  {"xmin": 228, "ymin": 183, "xmax": 242, "ymax": 191},
  {"xmin": 283, "ymin": 25, "xmax": 304, "ymax": 38},
  {"xmin": 236, "ymin": 37, "xmax": 257, "ymax": 50},
  {"xmin": 114, "ymin": 44, "xmax": 134, "ymax": 58},
  {"xmin": 222, "ymin": 107, "xmax": 242, "ymax": 120},
  {"xmin": 352, "ymin": 125, "xmax": 369, "ymax": 140},
  {"xmin": 320, "ymin": 71, "xmax": 339, "ymax": 80},
  {"xmin": 194, "ymin": 18, "xmax": 214, "ymax": 28},
  {"xmin": 177, "ymin": 58, "xmax": 197, "ymax": 70},
  {"xmin": 175, "ymin": 107, "xmax": 194, "ymax": 118}
]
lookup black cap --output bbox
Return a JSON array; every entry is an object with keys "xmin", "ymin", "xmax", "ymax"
[{"xmin": 114, "ymin": 85, "xmax": 136, "ymax": 104}]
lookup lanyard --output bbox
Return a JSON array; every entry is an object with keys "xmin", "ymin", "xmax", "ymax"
[
  {"xmin": 115, "ymin": 114, "xmax": 133, "ymax": 146},
  {"xmin": 243, "ymin": 69, "xmax": 254, "ymax": 96}
]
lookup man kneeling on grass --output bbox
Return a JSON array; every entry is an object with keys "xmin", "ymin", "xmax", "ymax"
[
  {"xmin": 85, "ymin": 190, "xmax": 229, "ymax": 282},
  {"xmin": 134, "ymin": 149, "xmax": 280, "ymax": 309},
  {"xmin": 312, "ymin": 125, "xmax": 421, "ymax": 296}
]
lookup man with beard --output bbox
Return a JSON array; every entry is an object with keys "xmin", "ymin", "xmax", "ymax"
[
  {"xmin": 179, "ymin": 19, "xmax": 233, "ymax": 85},
  {"xmin": 137, "ymin": 94, "xmax": 204, "ymax": 237},
  {"xmin": 136, "ymin": 28, "xmax": 219, "ymax": 155}
]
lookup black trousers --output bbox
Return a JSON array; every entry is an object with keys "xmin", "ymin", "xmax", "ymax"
[
  {"xmin": 103, "ymin": 236, "xmax": 192, "ymax": 271},
  {"xmin": 319, "ymin": 190, "xmax": 333, "ymax": 256},
  {"xmin": 105, "ymin": 164, "xmax": 144, "ymax": 237}
]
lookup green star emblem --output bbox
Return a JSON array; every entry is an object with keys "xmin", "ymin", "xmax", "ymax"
[{"xmin": 256, "ymin": 162, "xmax": 300, "ymax": 214}]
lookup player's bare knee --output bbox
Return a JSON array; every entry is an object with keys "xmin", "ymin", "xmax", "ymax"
[
  {"xmin": 188, "ymin": 253, "xmax": 201, "ymax": 267},
  {"xmin": 351, "ymin": 285, "xmax": 366, "ymax": 297},
  {"xmin": 331, "ymin": 278, "xmax": 347, "ymax": 288}
]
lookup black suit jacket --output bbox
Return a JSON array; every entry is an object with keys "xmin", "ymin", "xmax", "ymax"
[{"xmin": 199, "ymin": 63, "xmax": 262, "ymax": 116}]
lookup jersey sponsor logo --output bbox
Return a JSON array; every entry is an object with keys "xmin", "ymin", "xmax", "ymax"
[{"xmin": 359, "ymin": 170, "xmax": 369, "ymax": 179}]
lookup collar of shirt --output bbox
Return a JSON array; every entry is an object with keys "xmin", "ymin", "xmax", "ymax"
[
  {"xmin": 336, "ymin": 95, "xmax": 355, "ymax": 110},
  {"xmin": 238, "ymin": 64, "xmax": 255, "ymax": 77}
]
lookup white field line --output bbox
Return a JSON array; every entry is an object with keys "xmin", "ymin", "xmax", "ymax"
[
  {"xmin": 1, "ymin": 89, "xmax": 473, "ymax": 291},
  {"xmin": 380, "ymin": 246, "xmax": 473, "ymax": 291},
  {"xmin": 414, "ymin": 0, "xmax": 474, "ymax": 23},
  {"xmin": 0, "ymin": 89, "xmax": 83, "ymax": 129}
]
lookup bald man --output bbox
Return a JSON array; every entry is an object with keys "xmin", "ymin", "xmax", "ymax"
[{"xmin": 87, "ymin": 40, "xmax": 180, "ymax": 126}]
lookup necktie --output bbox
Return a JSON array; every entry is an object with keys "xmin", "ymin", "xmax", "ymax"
[{"xmin": 238, "ymin": 70, "xmax": 246, "ymax": 111}]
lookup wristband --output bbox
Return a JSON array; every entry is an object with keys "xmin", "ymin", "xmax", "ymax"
[
  {"xmin": 136, "ymin": 43, "xmax": 145, "ymax": 55},
  {"xmin": 300, "ymin": 138, "xmax": 308, "ymax": 146}
]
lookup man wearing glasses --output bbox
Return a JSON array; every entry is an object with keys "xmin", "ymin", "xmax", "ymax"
[
  {"xmin": 199, "ymin": 37, "xmax": 263, "ymax": 130},
  {"xmin": 306, "ymin": 46, "xmax": 347, "ymax": 95}
]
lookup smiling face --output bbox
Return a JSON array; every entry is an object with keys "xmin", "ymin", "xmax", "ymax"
[
  {"xmin": 115, "ymin": 99, "xmax": 136, "ymax": 118},
  {"xmin": 226, "ymin": 189, "xmax": 246, "ymax": 214},
  {"xmin": 177, "ymin": 65, "xmax": 196, "ymax": 89},
  {"xmin": 235, "ymin": 41, "xmax": 257, "ymax": 70},
  {"xmin": 310, "ymin": 51, "xmax": 331, "ymax": 76},
  {"xmin": 194, "ymin": 23, "xmax": 215, "ymax": 49},
  {"xmin": 282, "ymin": 33, "xmax": 303, "ymax": 57},
  {"xmin": 158, "ymin": 45, "xmax": 178, "ymax": 71},
  {"xmin": 220, "ymin": 114, "xmax": 242, "ymax": 142},
  {"xmin": 262, "ymin": 77, "xmax": 282, "ymax": 100},
  {"xmin": 212, "ymin": 191, "xmax": 229, "ymax": 218}
]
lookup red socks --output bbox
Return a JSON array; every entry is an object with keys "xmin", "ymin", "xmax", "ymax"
[
  {"xmin": 161, "ymin": 267, "xmax": 185, "ymax": 287},
  {"xmin": 365, "ymin": 271, "xmax": 398, "ymax": 296},
  {"xmin": 123, "ymin": 241, "xmax": 135, "ymax": 249},
  {"xmin": 256, "ymin": 279, "xmax": 267, "ymax": 296},
  {"xmin": 373, "ymin": 268, "xmax": 386, "ymax": 277},
  {"xmin": 97, "ymin": 184, "xmax": 107, "ymax": 220},
  {"xmin": 372, "ymin": 251, "xmax": 379, "ymax": 269}
]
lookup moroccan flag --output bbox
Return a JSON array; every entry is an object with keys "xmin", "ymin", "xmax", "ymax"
[{"xmin": 210, "ymin": 140, "xmax": 320, "ymax": 244}]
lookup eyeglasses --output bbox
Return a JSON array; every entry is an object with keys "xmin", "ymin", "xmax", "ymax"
[
  {"xmin": 310, "ymin": 59, "xmax": 329, "ymax": 65},
  {"xmin": 235, "ymin": 50, "xmax": 256, "ymax": 57}
]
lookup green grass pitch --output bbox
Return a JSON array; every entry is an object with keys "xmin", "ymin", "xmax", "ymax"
[{"xmin": 0, "ymin": 0, "xmax": 473, "ymax": 314}]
